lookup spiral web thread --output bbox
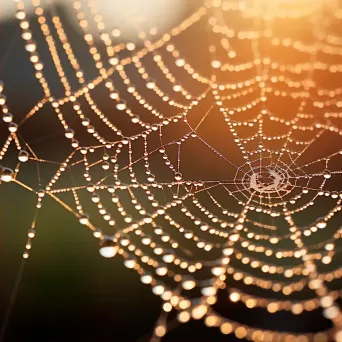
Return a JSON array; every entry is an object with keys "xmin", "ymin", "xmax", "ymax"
[{"xmin": 1, "ymin": 0, "xmax": 342, "ymax": 340}]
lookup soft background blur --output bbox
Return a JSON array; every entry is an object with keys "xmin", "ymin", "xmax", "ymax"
[{"xmin": 1, "ymin": 1, "xmax": 342, "ymax": 341}]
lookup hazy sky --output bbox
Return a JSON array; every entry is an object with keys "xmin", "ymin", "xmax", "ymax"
[{"xmin": 2, "ymin": 0, "xmax": 187, "ymax": 41}]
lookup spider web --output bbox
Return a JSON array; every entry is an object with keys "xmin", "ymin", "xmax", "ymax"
[{"xmin": 1, "ymin": 0, "xmax": 342, "ymax": 341}]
